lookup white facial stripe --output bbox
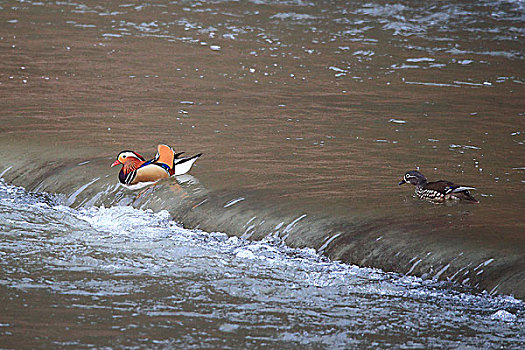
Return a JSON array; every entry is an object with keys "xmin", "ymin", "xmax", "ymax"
[{"xmin": 119, "ymin": 151, "xmax": 141, "ymax": 161}]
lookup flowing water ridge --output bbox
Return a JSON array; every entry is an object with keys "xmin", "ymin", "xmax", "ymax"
[{"xmin": 1, "ymin": 180, "xmax": 524, "ymax": 348}]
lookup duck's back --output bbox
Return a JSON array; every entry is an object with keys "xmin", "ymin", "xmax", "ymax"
[{"xmin": 415, "ymin": 180, "xmax": 453, "ymax": 200}]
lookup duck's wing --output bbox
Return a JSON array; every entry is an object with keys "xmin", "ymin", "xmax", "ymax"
[
  {"xmin": 133, "ymin": 163, "xmax": 171, "ymax": 183},
  {"xmin": 448, "ymin": 184, "xmax": 478, "ymax": 202},
  {"xmin": 429, "ymin": 180, "xmax": 478, "ymax": 203},
  {"xmin": 154, "ymin": 144, "xmax": 176, "ymax": 170},
  {"xmin": 425, "ymin": 180, "xmax": 454, "ymax": 194},
  {"xmin": 450, "ymin": 186, "xmax": 476, "ymax": 193}
]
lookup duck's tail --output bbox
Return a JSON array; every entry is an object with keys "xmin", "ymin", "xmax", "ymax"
[
  {"xmin": 172, "ymin": 153, "xmax": 202, "ymax": 176},
  {"xmin": 452, "ymin": 186, "xmax": 479, "ymax": 203}
]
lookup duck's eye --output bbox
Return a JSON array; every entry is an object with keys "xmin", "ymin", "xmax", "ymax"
[{"xmin": 122, "ymin": 155, "xmax": 127, "ymax": 158}]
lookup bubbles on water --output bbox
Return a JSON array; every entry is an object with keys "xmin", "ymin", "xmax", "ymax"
[
  {"xmin": 389, "ymin": 118, "xmax": 406, "ymax": 124},
  {"xmin": 406, "ymin": 57, "xmax": 435, "ymax": 63},
  {"xmin": 328, "ymin": 66, "xmax": 347, "ymax": 77}
]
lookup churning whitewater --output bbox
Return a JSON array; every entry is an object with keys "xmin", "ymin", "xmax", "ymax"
[{"xmin": 1, "ymin": 180, "xmax": 524, "ymax": 348}]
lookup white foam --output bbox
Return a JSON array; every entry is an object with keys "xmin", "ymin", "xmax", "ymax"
[
  {"xmin": 490, "ymin": 310, "xmax": 517, "ymax": 322},
  {"xmin": 234, "ymin": 249, "xmax": 257, "ymax": 260},
  {"xmin": 224, "ymin": 197, "xmax": 245, "ymax": 208},
  {"xmin": 2, "ymin": 180, "xmax": 524, "ymax": 324},
  {"xmin": 76, "ymin": 205, "xmax": 172, "ymax": 235}
]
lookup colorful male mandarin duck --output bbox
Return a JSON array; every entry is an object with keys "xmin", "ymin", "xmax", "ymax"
[
  {"xmin": 111, "ymin": 144, "xmax": 201, "ymax": 187},
  {"xmin": 399, "ymin": 170, "xmax": 478, "ymax": 203}
]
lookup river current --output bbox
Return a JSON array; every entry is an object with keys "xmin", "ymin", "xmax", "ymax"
[{"xmin": 1, "ymin": 180, "xmax": 524, "ymax": 348}]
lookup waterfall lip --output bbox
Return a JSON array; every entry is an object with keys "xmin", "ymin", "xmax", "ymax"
[{"xmin": 0, "ymin": 156, "xmax": 524, "ymax": 301}]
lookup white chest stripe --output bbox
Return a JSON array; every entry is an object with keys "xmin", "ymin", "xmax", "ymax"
[{"xmin": 125, "ymin": 171, "xmax": 136, "ymax": 185}]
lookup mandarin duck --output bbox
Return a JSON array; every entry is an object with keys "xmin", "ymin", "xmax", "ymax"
[
  {"xmin": 399, "ymin": 170, "xmax": 478, "ymax": 203},
  {"xmin": 111, "ymin": 144, "xmax": 201, "ymax": 188}
]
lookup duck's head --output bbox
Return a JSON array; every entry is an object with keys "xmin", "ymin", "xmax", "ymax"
[
  {"xmin": 399, "ymin": 170, "xmax": 427, "ymax": 186},
  {"xmin": 111, "ymin": 150, "xmax": 145, "ymax": 167}
]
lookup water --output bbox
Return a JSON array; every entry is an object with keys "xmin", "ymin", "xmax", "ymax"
[
  {"xmin": 1, "ymin": 180, "xmax": 524, "ymax": 348},
  {"xmin": 0, "ymin": 0, "xmax": 524, "ymax": 347}
]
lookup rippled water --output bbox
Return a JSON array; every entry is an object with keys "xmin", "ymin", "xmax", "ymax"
[
  {"xmin": 1, "ymin": 180, "xmax": 524, "ymax": 348},
  {"xmin": 1, "ymin": 0, "xmax": 523, "ymax": 206}
]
